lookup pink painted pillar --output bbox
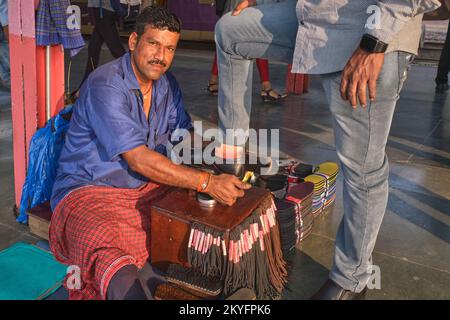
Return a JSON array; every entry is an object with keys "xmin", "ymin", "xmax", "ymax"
[{"xmin": 9, "ymin": 0, "xmax": 65, "ymax": 212}]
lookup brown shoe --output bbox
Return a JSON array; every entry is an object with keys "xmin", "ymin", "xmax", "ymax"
[
  {"xmin": 310, "ymin": 279, "xmax": 367, "ymax": 300},
  {"xmin": 226, "ymin": 288, "xmax": 256, "ymax": 300}
]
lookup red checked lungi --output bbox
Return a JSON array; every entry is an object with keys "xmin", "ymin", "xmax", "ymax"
[{"xmin": 49, "ymin": 182, "xmax": 170, "ymax": 300}]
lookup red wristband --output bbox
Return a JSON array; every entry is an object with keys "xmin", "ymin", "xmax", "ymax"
[{"xmin": 197, "ymin": 172, "xmax": 211, "ymax": 192}]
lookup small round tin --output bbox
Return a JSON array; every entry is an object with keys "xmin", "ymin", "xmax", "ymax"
[{"xmin": 197, "ymin": 192, "xmax": 217, "ymax": 207}]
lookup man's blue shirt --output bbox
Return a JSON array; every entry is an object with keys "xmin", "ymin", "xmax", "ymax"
[{"xmin": 50, "ymin": 52, "xmax": 192, "ymax": 210}]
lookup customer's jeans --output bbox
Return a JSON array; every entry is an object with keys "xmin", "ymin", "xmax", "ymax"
[
  {"xmin": 215, "ymin": 1, "xmax": 413, "ymax": 292},
  {"xmin": 215, "ymin": 0, "xmax": 298, "ymax": 139},
  {"xmin": 0, "ymin": 27, "xmax": 10, "ymax": 89},
  {"xmin": 321, "ymin": 51, "xmax": 413, "ymax": 292},
  {"xmin": 436, "ymin": 20, "xmax": 450, "ymax": 85}
]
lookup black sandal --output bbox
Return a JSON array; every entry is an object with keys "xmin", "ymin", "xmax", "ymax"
[
  {"xmin": 206, "ymin": 82, "xmax": 219, "ymax": 95},
  {"xmin": 261, "ymin": 88, "xmax": 287, "ymax": 102}
]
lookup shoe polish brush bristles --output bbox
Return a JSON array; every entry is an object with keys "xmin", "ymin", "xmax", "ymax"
[{"xmin": 165, "ymin": 264, "xmax": 223, "ymax": 297}]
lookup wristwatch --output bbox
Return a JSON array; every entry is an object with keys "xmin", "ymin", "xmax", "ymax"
[{"xmin": 359, "ymin": 34, "xmax": 388, "ymax": 53}]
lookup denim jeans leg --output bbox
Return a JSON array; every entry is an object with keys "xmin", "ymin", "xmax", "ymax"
[
  {"xmin": 0, "ymin": 37, "xmax": 10, "ymax": 89},
  {"xmin": 215, "ymin": 0, "xmax": 298, "ymax": 143},
  {"xmin": 321, "ymin": 51, "xmax": 413, "ymax": 292}
]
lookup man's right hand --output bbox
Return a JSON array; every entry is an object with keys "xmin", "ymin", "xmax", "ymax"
[
  {"xmin": 205, "ymin": 174, "xmax": 251, "ymax": 206},
  {"xmin": 232, "ymin": 0, "xmax": 257, "ymax": 16}
]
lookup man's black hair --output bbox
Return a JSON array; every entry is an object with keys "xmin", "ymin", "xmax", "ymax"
[{"xmin": 135, "ymin": 5, "xmax": 181, "ymax": 36}]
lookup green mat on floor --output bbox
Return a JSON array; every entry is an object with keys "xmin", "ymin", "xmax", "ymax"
[{"xmin": 0, "ymin": 242, "xmax": 67, "ymax": 300}]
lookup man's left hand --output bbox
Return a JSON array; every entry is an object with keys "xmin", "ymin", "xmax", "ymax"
[{"xmin": 340, "ymin": 48, "xmax": 385, "ymax": 108}]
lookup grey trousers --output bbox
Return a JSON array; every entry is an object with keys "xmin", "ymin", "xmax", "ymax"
[{"xmin": 215, "ymin": 0, "xmax": 413, "ymax": 292}]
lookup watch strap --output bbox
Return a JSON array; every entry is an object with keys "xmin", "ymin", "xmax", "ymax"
[{"xmin": 360, "ymin": 34, "xmax": 388, "ymax": 53}]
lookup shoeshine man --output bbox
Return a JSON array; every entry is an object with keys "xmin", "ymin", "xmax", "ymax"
[{"xmin": 49, "ymin": 6, "xmax": 251, "ymax": 300}]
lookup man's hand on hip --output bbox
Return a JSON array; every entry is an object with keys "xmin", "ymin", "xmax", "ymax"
[
  {"xmin": 340, "ymin": 48, "xmax": 385, "ymax": 108},
  {"xmin": 232, "ymin": 0, "xmax": 257, "ymax": 16}
]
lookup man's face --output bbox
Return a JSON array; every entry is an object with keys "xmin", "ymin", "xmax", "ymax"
[{"xmin": 129, "ymin": 26, "xmax": 180, "ymax": 82}]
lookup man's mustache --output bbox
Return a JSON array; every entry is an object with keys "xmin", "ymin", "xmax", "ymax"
[{"xmin": 148, "ymin": 59, "xmax": 167, "ymax": 67}]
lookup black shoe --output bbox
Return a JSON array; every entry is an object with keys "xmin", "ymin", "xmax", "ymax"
[
  {"xmin": 435, "ymin": 83, "xmax": 449, "ymax": 94},
  {"xmin": 213, "ymin": 162, "xmax": 245, "ymax": 178},
  {"xmin": 310, "ymin": 279, "xmax": 367, "ymax": 300}
]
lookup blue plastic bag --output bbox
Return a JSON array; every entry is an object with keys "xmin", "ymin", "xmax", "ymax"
[{"xmin": 17, "ymin": 105, "xmax": 73, "ymax": 224}]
